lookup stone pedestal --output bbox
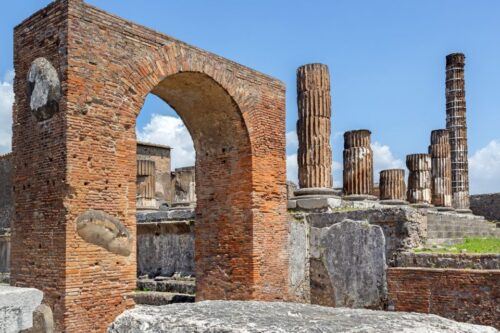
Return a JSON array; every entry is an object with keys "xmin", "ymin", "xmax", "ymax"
[
  {"xmin": 446, "ymin": 53, "xmax": 470, "ymax": 211},
  {"xmin": 343, "ymin": 130, "xmax": 374, "ymax": 199},
  {"xmin": 406, "ymin": 154, "xmax": 432, "ymax": 206}
]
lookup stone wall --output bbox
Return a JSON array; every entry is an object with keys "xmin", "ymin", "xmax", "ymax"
[
  {"xmin": 171, "ymin": 166, "xmax": 196, "ymax": 206},
  {"xmin": 0, "ymin": 153, "xmax": 12, "ymax": 230},
  {"xmin": 387, "ymin": 267, "xmax": 499, "ymax": 328},
  {"xmin": 470, "ymin": 193, "xmax": 500, "ymax": 222},
  {"xmin": 394, "ymin": 252, "xmax": 499, "ymax": 270},
  {"xmin": 137, "ymin": 210, "xmax": 195, "ymax": 277},
  {"xmin": 137, "ymin": 142, "xmax": 172, "ymax": 205},
  {"xmin": 288, "ymin": 207, "xmax": 426, "ymax": 306}
]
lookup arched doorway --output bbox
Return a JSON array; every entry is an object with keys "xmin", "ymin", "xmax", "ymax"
[{"xmin": 11, "ymin": 1, "xmax": 288, "ymax": 331}]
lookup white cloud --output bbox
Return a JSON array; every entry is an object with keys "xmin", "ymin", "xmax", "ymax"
[
  {"xmin": 469, "ymin": 140, "xmax": 500, "ymax": 194},
  {"xmin": 286, "ymin": 153, "xmax": 298, "ymax": 184},
  {"xmin": 0, "ymin": 71, "xmax": 14, "ymax": 154},
  {"xmin": 371, "ymin": 141, "xmax": 404, "ymax": 178},
  {"xmin": 286, "ymin": 130, "xmax": 298, "ymax": 151},
  {"xmin": 137, "ymin": 114, "xmax": 195, "ymax": 169}
]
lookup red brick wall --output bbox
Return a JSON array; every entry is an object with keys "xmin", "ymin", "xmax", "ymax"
[
  {"xmin": 388, "ymin": 267, "xmax": 499, "ymax": 329},
  {"xmin": 12, "ymin": 0, "xmax": 288, "ymax": 331}
]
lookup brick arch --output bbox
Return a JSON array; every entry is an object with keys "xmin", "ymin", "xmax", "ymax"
[{"xmin": 11, "ymin": 1, "xmax": 288, "ymax": 331}]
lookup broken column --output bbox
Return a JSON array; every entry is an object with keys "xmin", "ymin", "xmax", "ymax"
[
  {"xmin": 446, "ymin": 53, "xmax": 470, "ymax": 212},
  {"xmin": 429, "ymin": 129, "xmax": 453, "ymax": 210},
  {"xmin": 136, "ymin": 159, "xmax": 157, "ymax": 210},
  {"xmin": 295, "ymin": 63, "xmax": 335, "ymax": 196},
  {"xmin": 379, "ymin": 169, "xmax": 406, "ymax": 204},
  {"xmin": 343, "ymin": 130, "xmax": 375, "ymax": 200},
  {"xmin": 406, "ymin": 154, "xmax": 432, "ymax": 207}
]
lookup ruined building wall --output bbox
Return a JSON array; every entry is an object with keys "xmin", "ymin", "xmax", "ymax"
[
  {"xmin": 137, "ymin": 142, "xmax": 171, "ymax": 205},
  {"xmin": 445, "ymin": 53, "xmax": 470, "ymax": 210},
  {"xmin": 296, "ymin": 64, "xmax": 332, "ymax": 189},
  {"xmin": 171, "ymin": 166, "xmax": 196, "ymax": 206},
  {"xmin": 470, "ymin": 193, "xmax": 500, "ymax": 222},
  {"xmin": 0, "ymin": 153, "xmax": 12, "ymax": 230},
  {"xmin": 12, "ymin": 1, "xmax": 288, "ymax": 331}
]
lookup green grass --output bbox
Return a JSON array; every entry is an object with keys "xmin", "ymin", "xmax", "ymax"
[{"xmin": 415, "ymin": 238, "xmax": 500, "ymax": 254}]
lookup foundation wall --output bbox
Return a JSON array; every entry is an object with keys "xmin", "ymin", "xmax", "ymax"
[{"xmin": 387, "ymin": 267, "xmax": 499, "ymax": 328}]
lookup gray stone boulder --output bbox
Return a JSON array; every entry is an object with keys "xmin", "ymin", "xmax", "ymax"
[{"xmin": 108, "ymin": 301, "xmax": 497, "ymax": 333}]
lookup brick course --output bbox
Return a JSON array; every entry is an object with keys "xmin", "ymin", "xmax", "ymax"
[
  {"xmin": 388, "ymin": 267, "xmax": 499, "ymax": 328},
  {"xmin": 11, "ymin": 0, "xmax": 288, "ymax": 331}
]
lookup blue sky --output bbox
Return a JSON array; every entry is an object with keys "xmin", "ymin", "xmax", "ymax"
[{"xmin": 1, "ymin": 0, "xmax": 499, "ymax": 193}]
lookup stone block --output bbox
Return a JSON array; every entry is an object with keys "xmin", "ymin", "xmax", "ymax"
[
  {"xmin": 0, "ymin": 285, "xmax": 43, "ymax": 333},
  {"xmin": 311, "ymin": 220, "xmax": 387, "ymax": 309},
  {"xmin": 108, "ymin": 300, "xmax": 497, "ymax": 333}
]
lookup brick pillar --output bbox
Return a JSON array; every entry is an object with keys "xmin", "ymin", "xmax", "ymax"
[
  {"xmin": 136, "ymin": 159, "xmax": 157, "ymax": 210},
  {"xmin": 296, "ymin": 63, "xmax": 334, "ymax": 194},
  {"xmin": 429, "ymin": 130, "xmax": 453, "ymax": 209},
  {"xmin": 379, "ymin": 169, "xmax": 406, "ymax": 203},
  {"xmin": 406, "ymin": 154, "xmax": 432, "ymax": 206},
  {"xmin": 446, "ymin": 53, "xmax": 470, "ymax": 212},
  {"xmin": 343, "ymin": 130, "xmax": 375, "ymax": 199}
]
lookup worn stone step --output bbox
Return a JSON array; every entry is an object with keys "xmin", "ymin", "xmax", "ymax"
[
  {"xmin": 132, "ymin": 291, "xmax": 195, "ymax": 306},
  {"xmin": 137, "ymin": 278, "xmax": 195, "ymax": 295}
]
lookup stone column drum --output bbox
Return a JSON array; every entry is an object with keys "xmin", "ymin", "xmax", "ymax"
[
  {"xmin": 406, "ymin": 154, "xmax": 432, "ymax": 206},
  {"xmin": 446, "ymin": 53, "xmax": 470, "ymax": 212},
  {"xmin": 343, "ymin": 130, "xmax": 375, "ymax": 199},
  {"xmin": 379, "ymin": 169, "xmax": 406, "ymax": 204},
  {"xmin": 137, "ymin": 159, "xmax": 157, "ymax": 210},
  {"xmin": 429, "ymin": 129, "xmax": 453, "ymax": 209},
  {"xmin": 296, "ymin": 63, "xmax": 334, "ymax": 195}
]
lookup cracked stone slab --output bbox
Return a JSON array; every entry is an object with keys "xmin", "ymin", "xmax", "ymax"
[
  {"xmin": 108, "ymin": 301, "xmax": 497, "ymax": 333},
  {"xmin": 0, "ymin": 285, "xmax": 43, "ymax": 333}
]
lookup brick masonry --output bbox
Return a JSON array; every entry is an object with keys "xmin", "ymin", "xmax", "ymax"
[
  {"xmin": 387, "ymin": 267, "xmax": 499, "ymax": 328},
  {"xmin": 0, "ymin": 153, "xmax": 12, "ymax": 230},
  {"xmin": 11, "ymin": 0, "xmax": 288, "ymax": 331},
  {"xmin": 470, "ymin": 193, "xmax": 500, "ymax": 222}
]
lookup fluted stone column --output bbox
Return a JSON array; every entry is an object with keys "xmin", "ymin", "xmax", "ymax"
[
  {"xmin": 429, "ymin": 129, "xmax": 453, "ymax": 210},
  {"xmin": 446, "ymin": 53, "xmax": 470, "ymax": 212},
  {"xmin": 406, "ymin": 154, "xmax": 432, "ymax": 206},
  {"xmin": 137, "ymin": 159, "xmax": 157, "ymax": 210},
  {"xmin": 379, "ymin": 169, "xmax": 406, "ymax": 204},
  {"xmin": 343, "ymin": 130, "xmax": 375, "ymax": 200},
  {"xmin": 296, "ymin": 63, "xmax": 335, "ymax": 196}
]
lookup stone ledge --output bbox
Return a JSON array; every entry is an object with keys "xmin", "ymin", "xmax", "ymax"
[{"xmin": 108, "ymin": 301, "xmax": 497, "ymax": 332}]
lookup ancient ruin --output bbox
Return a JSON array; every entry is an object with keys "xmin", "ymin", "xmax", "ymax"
[
  {"xmin": 446, "ymin": 53, "xmax": 471, "ymax": 212},
  {"xmin": 406, "ymin": 154, "xmax": 432, "ymax": 206},
  {"xmin": 296, "ymin": 63, "xmax": 334, "ymax": 195},
  {"xmin": 343, "ymin": 130, "xmax": 374, "ymax": 199},
  {"xmin": 1, "ymin": 1, "xmax": 499, "ymax": 332},
  {"xmin": 429, "ymin": 129, "xmax": 453, "ymax": 209},
  {"xmin": 379, "ymin": 169, "xmax": 406, "ymax": 204},
  {"xmin": 10, "ymin": 1, "xmax": 288, "ymax": 330}
]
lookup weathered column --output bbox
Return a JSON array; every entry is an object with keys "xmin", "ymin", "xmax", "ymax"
[
  {"xmin": 379, "ymin": 169, "xmax": 406, "ymax": 204},
  {"xmin": 136, "ymin": 159, "xmax": 157, "ymax": 210},
  {"xmin": 296, "ymin": 63, "xmax": 334, "ymax": 195},
  {"xmin": 343, "ymin": 130, "xmax": 375, "ymax": 199},
  {"xmin": 429, "ymin": 129, "xmax": 453, "ymax": 209},
  {"xmin": 406, "ymin": 154, "xmax": 432, "ymax": 206},
  {"xmin": 446, "ymin": 53, "xmax": 470, "ymax": 212}
]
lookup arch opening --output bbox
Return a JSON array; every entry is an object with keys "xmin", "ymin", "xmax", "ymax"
[{"xmin": 136, "ymin": 71, "xmax": 254, "ymax": 300}]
